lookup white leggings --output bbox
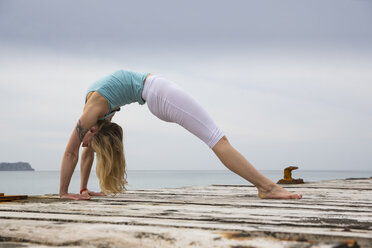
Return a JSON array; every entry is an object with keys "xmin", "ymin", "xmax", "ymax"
[{"xmin": 142, "ymin": 75, "xmax": 224, "ymax": 149}]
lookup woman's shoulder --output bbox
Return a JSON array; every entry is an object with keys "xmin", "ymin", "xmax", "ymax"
[
  {"xmin": 86, "ymin": 91, "xmax": 95, "ymax": 102},
  {"xmin": 86, "ymin": 91, "xmax": 107, "ymax": 104},
  {"xmin": 84, "ymin": 92, "xmax": 109, "ymax": 117}
]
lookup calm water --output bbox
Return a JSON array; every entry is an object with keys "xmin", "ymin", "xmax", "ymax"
[{"xmin": 0, "ymin": 170, "xmax": 371, "ymax": 195}]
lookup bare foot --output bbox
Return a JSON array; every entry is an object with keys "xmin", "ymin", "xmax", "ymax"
[{"xmin": 258, "ymin": 183, "xmax": 302, "ymax": 199}]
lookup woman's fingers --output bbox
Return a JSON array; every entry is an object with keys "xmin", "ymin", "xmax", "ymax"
[
  {"xmin": 87, "ymin": 190, "xmax": 106, "ymax": 196},
  {"xmin": 80, "ymin": 189, "xmax": 106, "ymax": 197},
  {"xmin": 79, "ymin": 193, "xmax": 91, "ymax": 200}
]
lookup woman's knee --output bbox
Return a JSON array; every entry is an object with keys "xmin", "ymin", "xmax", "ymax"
[
  {"xmin": 212, "ymin": 136, "xmax": 230, "ymax": 152},
  {"xmin": 219, "ymin": 135, "xmax": 229, "ymax": 143}
]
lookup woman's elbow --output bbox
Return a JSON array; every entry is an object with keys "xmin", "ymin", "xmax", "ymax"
[{"xmin": 63, "ymin": 151, "xmax": 78, "ymax": 162}]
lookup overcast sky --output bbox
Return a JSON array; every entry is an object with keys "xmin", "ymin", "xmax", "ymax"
[{"xmin": 0, "ymin": 0, "xmax": 371, "ymax": 171}]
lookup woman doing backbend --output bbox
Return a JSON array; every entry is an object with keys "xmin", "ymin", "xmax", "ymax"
[{"xmin": 59, "ymin": 70, "xmax": 302, "ymax": 200}]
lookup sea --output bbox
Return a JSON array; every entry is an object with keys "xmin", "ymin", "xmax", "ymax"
[{"xmin": 0, "ymin": 170, "xmax": 371, "ymax": 195}]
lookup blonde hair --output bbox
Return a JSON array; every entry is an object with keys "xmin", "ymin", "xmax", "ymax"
[{"xmin": 91, "ymin": 120, "xmax": 127, "ymax": 194}]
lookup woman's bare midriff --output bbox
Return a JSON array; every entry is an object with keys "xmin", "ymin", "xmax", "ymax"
[{"xmin": 143, "ymin": 73, "xmax": 151, "ymax": 87}]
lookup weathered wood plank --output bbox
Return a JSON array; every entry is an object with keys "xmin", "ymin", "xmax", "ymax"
[
  {"xmin": 1, "ymin": 200, "xmax": 370, "ymax": 229},
  {"xmin": 0, "ymin": 219, "xmax": 359, "ymax": 248},
  {"xmin": 0, "ymin": 195, "xmax": 28, "ymax": 202},
  {"xmin": 0, "ymin": 178, "xmax": 371, "ymax": 248}
]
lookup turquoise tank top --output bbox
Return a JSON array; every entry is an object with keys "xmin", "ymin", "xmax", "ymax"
[{"xmin": 86, "ymin": 70, "xmax": 149, "ymax": 120}]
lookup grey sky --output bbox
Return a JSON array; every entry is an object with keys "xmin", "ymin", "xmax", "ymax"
[
  {"xmin": 1, "ymin": 0, "xmax": 371, "ymax": 45},
  {"xmin": 0, "ymin": 0, "xmax": 371, "ymax": 171}
]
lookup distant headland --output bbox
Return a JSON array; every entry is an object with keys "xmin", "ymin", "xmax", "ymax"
[{"xmin": 0, "ymin": 162, "xmax": 35, "ymax": 171}]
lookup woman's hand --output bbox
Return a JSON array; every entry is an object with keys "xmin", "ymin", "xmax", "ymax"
[
  {"xmin": 60, "ymin": 193, "xmax": 91, "ymax": 200},
  {"xmin": 81, "ymin": 189, "xmax": 106, "ymax": 196}
]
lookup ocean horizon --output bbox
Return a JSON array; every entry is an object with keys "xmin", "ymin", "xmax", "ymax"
[{"xmin": 1, "ymin": 169, "xmax": 371, "ymax": 196}]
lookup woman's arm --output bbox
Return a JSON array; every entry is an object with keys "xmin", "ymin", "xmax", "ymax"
[
  {"xmin": 79, "ymin": 147, "xmax": 105, "ymax": 196},
  {"xmin": 59, "ymin": 105, "xmax": 105, "ymax": 200},
  {"xmin": 78, "ymin": 112, "xmax": 114, "ymax": 197},
  {"xmin": 59, "ymin": 126, "xmax": 88, "ymax": 200},
  {"xmin": 80, "ymin": 146, "xmax": 95, "ymax": 192}
]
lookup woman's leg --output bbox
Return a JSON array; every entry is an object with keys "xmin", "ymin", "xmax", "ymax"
[
  {"xmin": 143, "ymin": 76, "xmax": 302, "ymax": 199},
  {"xmin": 212, "ymin": 136, "xmax": 302, "ymax": 199},
  {"xmin": 142, "ymin": 76, "xmax": 224, "ymax": 148}
]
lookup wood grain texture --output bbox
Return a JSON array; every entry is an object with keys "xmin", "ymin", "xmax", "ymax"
[
  {"xmin": 0, "ymin": 178, "xmax": 371, "ymax": 248},
  {"xmin": 0, "ymin": 194, "xmax": 27, "ymax": 202}
]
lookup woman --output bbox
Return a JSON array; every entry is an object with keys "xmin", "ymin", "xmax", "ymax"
[{"xmin": 59, "ymin": 70, "xmax": 302, "ymax": 200}]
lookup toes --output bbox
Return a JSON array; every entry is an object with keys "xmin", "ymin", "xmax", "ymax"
[
  {"xmin": 289, "ymin": 194, "xmax": 299, "ymax": 199},
  {"xmin": 291, "ymin": 194, "xmax": 302, "ymax": 199}
]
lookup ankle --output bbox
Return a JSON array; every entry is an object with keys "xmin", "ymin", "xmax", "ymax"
[{"xmin": 257, "ymin": 182, "xmax": 276, "ymax": 193}]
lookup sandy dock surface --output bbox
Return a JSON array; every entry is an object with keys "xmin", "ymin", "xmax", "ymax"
[{"xmin": 0, "ymin": 178, "xmax": 371, "ymax": 248}]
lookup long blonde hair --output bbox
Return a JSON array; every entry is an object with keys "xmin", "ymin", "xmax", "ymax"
[{"xmin": 91, "ymin": 120, "xmax": 127, "ymax": 194}]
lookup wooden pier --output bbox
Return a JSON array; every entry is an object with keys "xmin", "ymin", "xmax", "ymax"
[{"xmin": 0, "ymin": 178, "xmax": 371, "ymax": 247}]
